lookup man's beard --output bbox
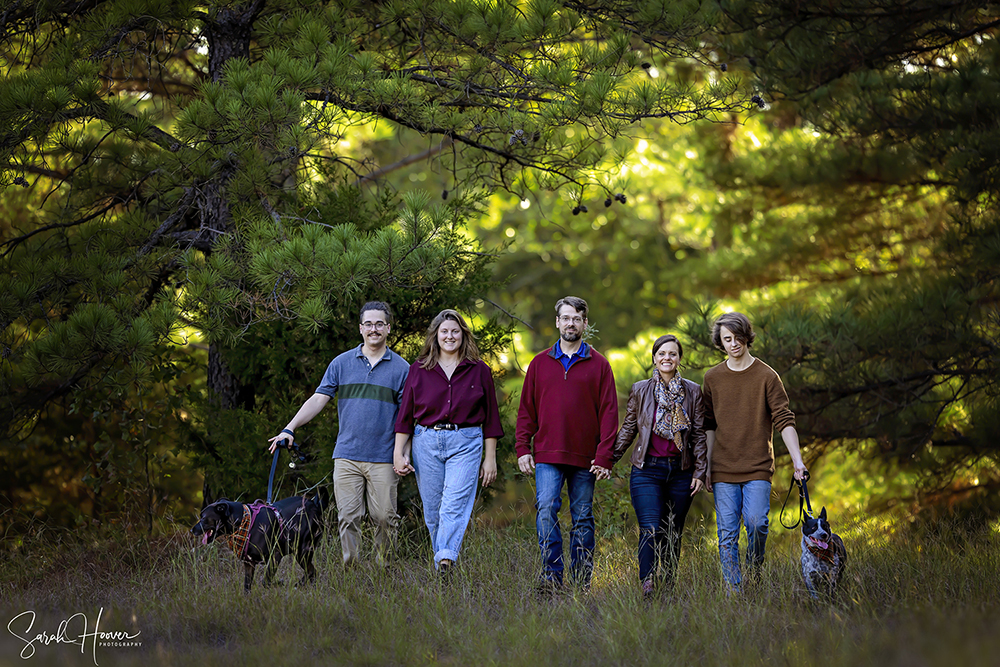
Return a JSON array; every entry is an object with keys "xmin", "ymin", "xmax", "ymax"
[{"xmin": 560, "ymin": 330, "xmax": 581, "ymax": 343}]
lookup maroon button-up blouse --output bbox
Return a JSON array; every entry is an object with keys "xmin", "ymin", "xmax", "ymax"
[{"xmin": 394, "ymin": 359, "xmax": 504, "ymax": 439}]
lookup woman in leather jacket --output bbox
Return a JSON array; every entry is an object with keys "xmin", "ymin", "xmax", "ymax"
[{"xmin": 612, "ymin": 334, "xmax": 708, "ymax": 597}]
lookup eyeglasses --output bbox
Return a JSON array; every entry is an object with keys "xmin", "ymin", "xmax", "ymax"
[
  {"xmin": 557, "ymin": 316, "xmax": 584, "ymax": 325},
  {"xmin": 361, "ymin": 321, "xmax": 387, "ymax": 331}
]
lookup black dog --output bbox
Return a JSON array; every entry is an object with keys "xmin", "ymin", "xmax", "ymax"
[
  {"xmin": 191, "ymin": 490, "xmax": 327, "ymax": 592},
  {"xmin": 801, "ymin": 506, "xmax": 847, "ymax": 599}
]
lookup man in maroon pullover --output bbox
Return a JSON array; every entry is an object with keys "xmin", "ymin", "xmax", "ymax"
[{"xmin": 516, "ymin": 296, "xmax": 619, "ymax": 590}]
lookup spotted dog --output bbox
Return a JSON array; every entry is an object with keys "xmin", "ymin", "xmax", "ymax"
[
  {"xmin": 801, "ymin": 506, "xmax": 847, "ymax": 599},
  {"xmin": 191, "ymin": 490, "xmax": 327, "ymax": 593}
]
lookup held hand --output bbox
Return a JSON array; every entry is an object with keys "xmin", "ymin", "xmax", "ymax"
[
  {"xmin": 517, "ymin": 454, "xmax": 535, "ymax": 476},
  {"xmin": 267, "ymin": 431, "xmax": 293, "ymax": 454},
  {"xmin": 690, "ymin": 477, "xmax": 704, "ymax": 496},
  {"xmin": 480, "ymin": 457, "xmax": 497, "ymax": 488},
  {"xmin": 393, "ymin": 451, "xmax": 414, "ymax": 477},
  {"xmin": 590, "ymin": 460, "xmax": 612, "ymax": 481}
]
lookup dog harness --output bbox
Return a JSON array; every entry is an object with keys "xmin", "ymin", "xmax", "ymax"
[{"xmin": 226, "ymin": 501, "xmax": 286, "ymax": 563}]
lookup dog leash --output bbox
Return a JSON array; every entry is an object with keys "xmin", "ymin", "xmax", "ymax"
[
  {"xmin": 267, "ymin": 437, "xmax": 308, "ymax": 504},
  {"xmin": 267, "ymin": 446, "xmax": 281, "ymax": 505},
  {"xmin": 779, "ymin": 470, "xmax": 814, "ymax": 529}
]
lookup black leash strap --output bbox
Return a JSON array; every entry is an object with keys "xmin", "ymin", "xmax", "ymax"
[
  {"xmin": 779, "ymin": 471, "xmax": 814, "ymax": 529},
  {"xmin": 800, "ymin": 474, "xmax": 814, "ymax": 517},
  {"xmin": 266, "ymin": 438, "xmax": 308, "ymax": 504},
  {"xmin": 266, "ymin": 441, "xmax": 283, "ymax": 504}
]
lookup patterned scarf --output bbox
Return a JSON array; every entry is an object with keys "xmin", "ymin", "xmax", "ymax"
[
  {"xmin": 653, "ymin": 371, "xmax": 690, "ymax": 444},
  {"xmin": 226, "ymin": 505, "xmax": 252, "ymax": 561}
]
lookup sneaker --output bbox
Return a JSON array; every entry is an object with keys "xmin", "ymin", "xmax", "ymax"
[{"xmin": 641, "ymin": 579, "xmax": 655, "ymax": 599}]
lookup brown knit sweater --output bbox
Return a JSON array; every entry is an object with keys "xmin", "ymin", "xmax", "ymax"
[{"xmin": 702, "ymin": 358, "xmax": 796, "ymax": 484}]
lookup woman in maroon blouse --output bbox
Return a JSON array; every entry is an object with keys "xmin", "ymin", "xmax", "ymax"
[
  {"xmin": 612, "ymin": 334, "xmax": 708, "ymax": 598},
  {"xmin": 393, "ymin": 309, "xmax": 504, "ymax": 572}
]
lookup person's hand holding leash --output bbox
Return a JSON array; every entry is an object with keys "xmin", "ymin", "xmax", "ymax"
[{"xmin": 267, "ymin": 428, "xmax": 295, "ymax": 454}]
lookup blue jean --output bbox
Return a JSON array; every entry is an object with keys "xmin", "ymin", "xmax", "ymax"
[
  {"xmin": 629, "ymin": 457, "xmax": 694, "ymax": 583},
  {"xmin": 411, "ymin": 425, "xmax": 483, "ymax": 568},
  {"xmin": 535, "ymin": 462, "xmax": 596, "ymax": 586},
  {"xmin": 713, "ymin": 480, "xmax": 771, "ymax": 587}
]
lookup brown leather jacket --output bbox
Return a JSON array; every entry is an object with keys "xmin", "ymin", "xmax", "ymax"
[{"xmin": 612, "ymin": 377, "xmax": 708, "ymax": 482}]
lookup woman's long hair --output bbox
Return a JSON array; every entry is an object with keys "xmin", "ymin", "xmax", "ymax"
[{"xmin": 417, "ymin": 309, "xmax": 481, "ymax": 369}]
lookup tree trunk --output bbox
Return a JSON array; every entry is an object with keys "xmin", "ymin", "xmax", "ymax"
[
  {"xmin": 204, "ymin": 1, "xmax": 264, "ymax": 82},
  {"xmin": 199, "ymin": 1, "xmax": 264, "ymax": 507}
]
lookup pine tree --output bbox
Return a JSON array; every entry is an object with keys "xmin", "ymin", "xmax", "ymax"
[
  {"xmin": 467, "ymin": 1, "xmax": 1000, "ymax": 508},
  {"xmin": 694, "ymin": 1, "xmax": 1000, "ymax": 505},
  {"xmin": 0, "ymin": 1, "xmax": 752, "ymax": 524}
]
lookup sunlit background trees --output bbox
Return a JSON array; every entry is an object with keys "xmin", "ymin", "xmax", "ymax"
[{"xmin": 2, "ymin": 0, "xmax": 998, "ymax": 536}]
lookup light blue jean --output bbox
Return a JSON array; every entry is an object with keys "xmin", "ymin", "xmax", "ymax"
[
  {"xmin": 535, "ymin": 462, "xmax": 596, "ymax": 586},
  {"xmin": 713, "ymin": 480, "xmax": 771, "ymax": 588},
  {"xmin": 411, "ymin": 425, "xmax": 483, "ymax": 568}
]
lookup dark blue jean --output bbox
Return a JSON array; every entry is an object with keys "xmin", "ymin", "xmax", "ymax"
[
  {"xmin": 535, "ymin": 463, "xmax": 596, "ymax": 586},
  {"xmin": 629, "ymin": 457, "xmax": 694, "ymax": 583}
]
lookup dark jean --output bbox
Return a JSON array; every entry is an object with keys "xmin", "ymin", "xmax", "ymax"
[
  {"xmin": 535, "ymin": 462, "xmax": 596, "ymax": 586},
  {"xmin": 629, "ymin": 456, "xmax": 694, "ymax": 584}
]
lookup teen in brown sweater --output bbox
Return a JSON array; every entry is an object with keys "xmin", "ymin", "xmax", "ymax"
[{"xmin": 702, "ymin": 312, "xmax": 807, "ymax": 590}]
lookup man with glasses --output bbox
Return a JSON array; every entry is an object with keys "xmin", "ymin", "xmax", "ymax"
[
  {"xmin": 268, "ymin": 301, "xmax": 410, "ymax": 566},
  {"xmin": 516, "ymin": 296, "xmax": 619, "ymax": 592}
]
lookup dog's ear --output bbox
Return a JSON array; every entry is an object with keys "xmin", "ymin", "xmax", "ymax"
[{"xmin": 819, "ymin": 507, "xmax": 827, "ymax": 519}]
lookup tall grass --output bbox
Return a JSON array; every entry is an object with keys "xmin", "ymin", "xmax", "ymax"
[{"xmin": 2, "ymin": 512, "xmax": 998, "ymax": 667}]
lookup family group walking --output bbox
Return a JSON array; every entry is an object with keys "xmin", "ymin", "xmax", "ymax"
[{"xmin": 268, "ymin": 296, "xmax": 807, "ymax": 595}]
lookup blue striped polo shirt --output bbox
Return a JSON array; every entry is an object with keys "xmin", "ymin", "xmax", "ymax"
[{"xmin": 315, "ymin": 344, "xmax": 410, "ymax": 463}]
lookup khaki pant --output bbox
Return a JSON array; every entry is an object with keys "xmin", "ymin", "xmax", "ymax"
[{"xmin": 332, "ymin": 459, "xmax": 398, "ymax": 565}]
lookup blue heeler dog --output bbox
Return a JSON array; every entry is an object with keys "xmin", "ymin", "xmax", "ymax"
[{"xmin": 801, "ymin": 507, "xmax": 847, "ymax": 599}]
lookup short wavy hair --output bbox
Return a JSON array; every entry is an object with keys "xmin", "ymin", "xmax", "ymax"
[
  {"xmin": 359, "ymin": 301, "xmax": 392, "ymax": 324},
  {"xmin": 554, "ymin": 296, "xmax": 588, "ymax": 319},
  {"xmin": 712, "ymin": 312, "xmax": 756, "ymax": 351}
]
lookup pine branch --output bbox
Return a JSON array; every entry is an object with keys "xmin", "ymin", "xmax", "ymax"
[
  {"xmin": 353, "ymin": 136, "xmax": 454, "ymax": 186},
  {"xmin": 57, "ymin": 101, "xmax": 182, "ymax": 151},
  {"xmin": 1, "ymin": 192, "xmax": 138, "ymax": 257}
]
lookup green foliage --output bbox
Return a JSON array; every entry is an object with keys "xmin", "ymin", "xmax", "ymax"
[
  {"xmin": 183, "ymin": 186, "xmax": 516, "ymax": 502},
  {"xmin": 468, "ymin": 2, "xmax": 1000, "ymax": 513},
  {"xmin": 0, "ymin": 346, "xmax": 203, "ymax": 536}
]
